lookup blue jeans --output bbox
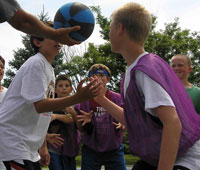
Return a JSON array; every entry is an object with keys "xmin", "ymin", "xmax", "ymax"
[
  {"xmin": 49, "ymin": 152, "xmax": 76, "ymax": 170},
  {"xmin": 81, "ymin": 144, "xmax": 127, "ymax": 170}
]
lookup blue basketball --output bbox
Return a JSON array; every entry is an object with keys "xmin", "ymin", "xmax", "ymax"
[{"xmin": 54, "ymin": 2, "xmax": 95, "ymax": 42}]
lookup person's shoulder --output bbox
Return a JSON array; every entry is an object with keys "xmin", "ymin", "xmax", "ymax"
[
  {"xmin": 24, "ymin": 53, "xmax": 46, "ymax": 67},
  {"xmin": 192, "ymin": 85, "xmax": 200, "ymax": 92},
  {"xmin": 109, "ymin": 90, "xmax": 120, "ymax": 96},
  {"xmin": 109, "ymin": 90, "xmax": 121, "ymax": 102}
]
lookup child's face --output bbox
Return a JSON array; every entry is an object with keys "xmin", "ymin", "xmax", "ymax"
[
  {"xmin": 91, "ymin": 73, "xmax": 110, "ymax": 88},
  {"xmin": 36, "ymin": 38, "xmax": 62, "ymax": 58},
  {"xmin": 171, "ymin": 56, "xmax": 192, "ymax": 80},
  {"xmin": 0, "ymin": 60, "xmax": 5, "ymax": 82},
  {"xmin": 109, "ymin": 20, "xmax": 120, "ymax": 53},
  {"xmin": 55, "ymin": 80, "xmax": 73, "ymax": 98}
]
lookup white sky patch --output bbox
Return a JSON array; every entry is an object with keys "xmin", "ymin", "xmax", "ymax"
[{"xmin": 0, "ymin": 23, "xmax": 24, "ymax": 68}]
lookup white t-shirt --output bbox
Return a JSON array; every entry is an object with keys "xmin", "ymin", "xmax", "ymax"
[
  {"xmin": 0, "ymin": 87, "xmax": 7, "ymax": 170},
  {"xmin": 0, "ymin": 87, "xmax": 7, "ymax": 103},
  {"xmin": 0, "ymin": 52, "xmax": 55, "ymax": 162},
  {"xmin": 124, "ymin": 52, "xmax": 200, "ymax": 170}
]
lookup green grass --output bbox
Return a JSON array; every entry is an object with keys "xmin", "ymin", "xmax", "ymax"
[
  {"xmin": 124, "ymin": 154, "xmax": 140, "ymax": 165},
  {"xmin": 42, "ymin": 154, "xmax": 140, "ymax": 169}
]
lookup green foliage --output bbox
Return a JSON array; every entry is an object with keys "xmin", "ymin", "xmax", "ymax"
[
  {"xmin": 90, "ymin": 6, "xmax": 110, "ymax": 41},
  {"xmin": 146, "ymin": 17, "xmax": 200, "ymax": 85},
  {"xmin": 123, "ymin": 130, "xmax": 131, "ymax": 154}
]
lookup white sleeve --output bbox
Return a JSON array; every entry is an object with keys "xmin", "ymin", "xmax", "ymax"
[
  {"xmin": 21, "ymin": 62, "xmax": 46, "ymax": 104},
  {"xmin": 135, "ymin": 70, "xmax": 175, "ymax": 116}
]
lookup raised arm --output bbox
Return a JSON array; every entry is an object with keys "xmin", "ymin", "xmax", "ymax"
[
  {"xmin": 51, "ymin": 113, "xmax": 74, "ymax": 124},
  {"xmin": 95, "ymin": 95, "xmax": 125, "ymax": 125},
  {"xmin": 8, "ymin": 8, "xmax": 81, "ymax": 46},
  {"xmin": 34, "ymin": 77, "xmax": 102, "ymax": 113}
]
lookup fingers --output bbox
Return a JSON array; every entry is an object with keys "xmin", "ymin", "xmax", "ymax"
[
  {"xmin": 56, "ymin": 26, "xmax": 81, "ymax": 46},
  {"xmin": 77, "ymin": 110, "xmax": 93, "ymax": 126},
  {"xmin": 40, "ymin": 159, "xmax": 48, "ymax": 167},
  {"xmin": 89, "ymin": 110, "xmax": 94, "ymax": 115},
  {"xmin": 52, "ymin": 138, "xmax": 64, "ymax": 148},
  {"xmin": 112, "ymin": 122, "xmax": 120, "ymax": 129},
  {"xmin": 112, "ymin": 122, "xmax": 126, "ymax": 130},
  {"xmin": 112, "ymin": 122, "xmax": 118, "ymax": 126},
  {"xmin": 47, "ymin": 134, "xmax": 64, "ymax": 147},
  {"xmin": 69, "ymin": 26, "xmax": 81, "ymax": 32},
  {"xmin": 50, "ymin": 133, "xmax": 62, "ymax": 138},
  {"xmin": 77, "ymin": 78, "xmax": 86, "ymax": 89},
  {"xmin": 88, "ymin": 78, "xmax": 103, "ymax": 97}
]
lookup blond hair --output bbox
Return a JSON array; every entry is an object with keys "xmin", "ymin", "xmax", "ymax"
[
  {"xmin": 111, "ymin": 2, "xmax": 152, "ymax": 44},
  {"xmin": 172, "ymin": 54, "xmax": 191, "ymax": 67}
]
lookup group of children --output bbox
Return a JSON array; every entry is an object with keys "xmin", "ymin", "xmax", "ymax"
[{"xmin": 0, "ymin": 2, "xmax": 200, "ymax": 170}]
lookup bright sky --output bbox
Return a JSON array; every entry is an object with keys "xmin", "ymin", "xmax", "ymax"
[{"xmin": 1, "ymin": 0, "xmax": 200, "ymax": 68}]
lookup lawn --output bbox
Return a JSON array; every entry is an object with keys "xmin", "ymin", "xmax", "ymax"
[
  {"xmin": 42, "ymin": 154, "xmax": 140, "ymax": 169},
  {"xmin": 75, "ymin": 154, "xmax": 140, "ymax": 166}
]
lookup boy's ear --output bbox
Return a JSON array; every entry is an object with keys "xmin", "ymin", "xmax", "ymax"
[
  {"xmin": 188, "ymin": 66, "xmax": 193, "ymax": 73},
  {"xmin": 118, "ymin": 23, "xmax": 123, "ymax": 30},
  {"xmin": 33, "ymin": 38, "xmax": 42, "ymax": 48},
  {"xmin": 107, "ymin": 77, "xmax": 111, "ymax": 82}
]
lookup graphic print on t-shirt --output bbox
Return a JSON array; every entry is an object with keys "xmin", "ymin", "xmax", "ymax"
[
  {"xmin": 46, "ymin": 80, "xmax": 55, "ymax": 99},
  {"xmin": 94, "ymin": 106, "xmax": 106, "ymax": 117}
]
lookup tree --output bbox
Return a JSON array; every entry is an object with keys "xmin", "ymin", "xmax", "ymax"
[
  {"xmin": 3, "ymin": 10, "xmax": 65, "ymax": 88},
  {"xmin": 145, "ymin": 17, "xmax": 200, "ymax": 85},
  {"xmin": 63, "ymin": 6, "xmax": 200, "ymax": 92}
]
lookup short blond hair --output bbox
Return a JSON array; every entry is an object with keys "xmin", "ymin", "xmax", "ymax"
[
  {"xmin": 111, "ymin": 2, "xmax": 152, "ymax": 44},
  {"xmin": 172, "ymin": 54, "xmax": 191, "ymax": 67}
]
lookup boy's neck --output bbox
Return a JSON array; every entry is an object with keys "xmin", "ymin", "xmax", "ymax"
[
  {"xmin": 181, "ymin": 79, "xmax": 192, "ymax": 89},
  {"xmin": 39, "ymin": 51, "xmax": 55, "ymax": 64},
  {"xmin": 122, "ymin": 41, "xmax": 145, "ymax": 66},
  {"xmin": 0, "ymin": 84, "xmax": 3, "ymax": 92},
  {"xmin": 45, "ymin": 55, "xmax": 54, "ymax": 64}
]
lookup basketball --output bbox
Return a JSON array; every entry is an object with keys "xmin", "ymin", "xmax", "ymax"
[{"xmin": 54, "ymin": 2, "xmax": 95, "ymax": 42}]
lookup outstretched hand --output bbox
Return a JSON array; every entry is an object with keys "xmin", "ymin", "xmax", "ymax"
[
  {"xmin": 75, "ymin": 77, "xmax": 103, "ymax": 103},
  {"xmin": 112, "ymin": 122, "xmax": 126, "ymax": 130},
  {"xmin": 55, "ymin": 26, "xmax": 81, "ymax": 46},
  {"xmin": 77, "ymin": 110, "xmax": 93, "ymax": 126},
  {"xmin": 46, "ymin": 133, "xmax": 64, "ymax": 148},
  {"xmin": 65, "ymin": 106, "xmax": 77, "ymax": 117}
]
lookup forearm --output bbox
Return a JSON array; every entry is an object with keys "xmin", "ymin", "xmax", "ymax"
[
  {"xmin": 8, "ymin": 8, "xmax": 56, "ymax": 39},
  {"xmin": 34, "ymin": 94, "xmax": 80, "ymax": 113},
  {"xmin": 39, "ymin": 138, "xmax": 47, "ymax": 151},
  {"xmin": 95, "ymin": 96, "xmax": 125, "ymax": 125},
  {"xmin": 156, "ymin": 107, "xmax": 182, "ymax": 170},
  {"xmin": 54, "ymin": 114, "xmax": 74, "ymax": 123},
  {"xmin": 158, "ymin": 123, "xmax": 181, "ymax": 170}
]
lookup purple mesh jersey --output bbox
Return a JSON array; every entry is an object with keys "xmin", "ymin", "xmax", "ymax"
[
  {"xmin": 75, "ymin": 90, "xmax": 123, "ymax": 152},
  {"xmin": 121, "ymin": 53, "xmax": 200, "ymax": 166}
]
